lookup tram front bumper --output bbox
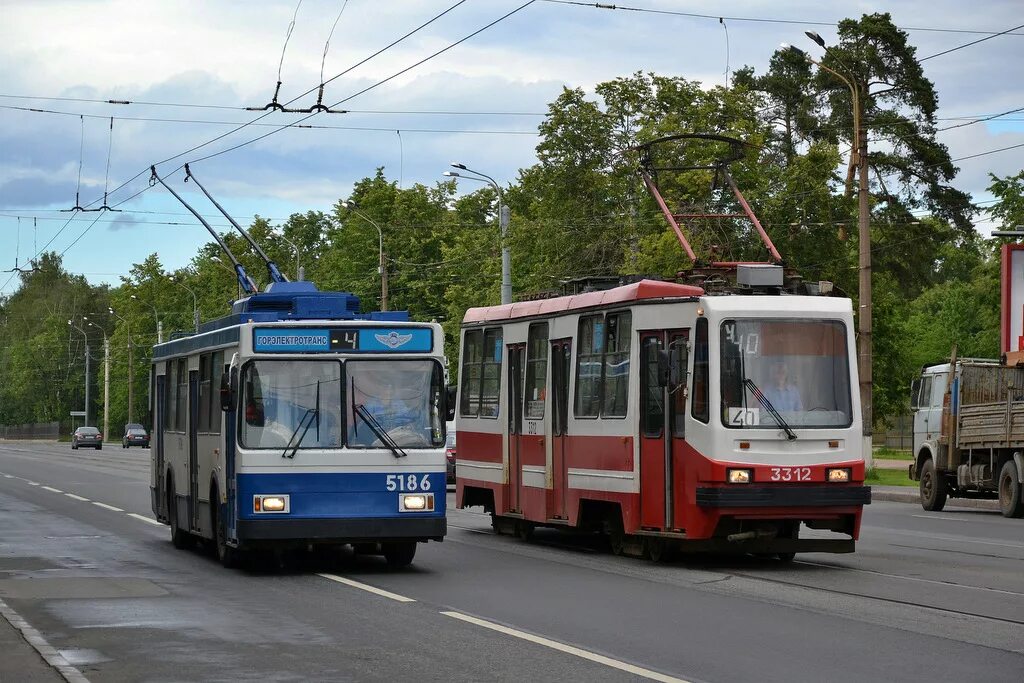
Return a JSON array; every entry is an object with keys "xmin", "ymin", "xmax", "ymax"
[
  {"xmin": 695, "ymin": 484, "xmax": 872, "ymax": 508},
  {"xmin": 235, "ymin": 516, "xmax": 446, "ymax": 543}
]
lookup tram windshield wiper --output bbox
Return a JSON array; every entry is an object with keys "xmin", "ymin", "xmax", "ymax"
[
  {"xmin": 743, "ymin": 378, "xmax": 797, "ymax": 440},
  {"xmin": 353, "ymin": 404, "xmax": 408, "ymax": 459}
]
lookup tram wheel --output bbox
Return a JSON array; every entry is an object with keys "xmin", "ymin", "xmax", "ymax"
[
  {"xmin": 382, "ymin": 541, "xmax": 417, "ymax": 568},
  {"xmin": 515, "ymin": 521, "xmax": 535, "ymax": 541},
  {"xmin": 776, "ymin": 552, "xmax": 796, "ymax": 563},
  {"xmin": 645, "ymin": 537, "xmax": 673, "ymax": 563}
]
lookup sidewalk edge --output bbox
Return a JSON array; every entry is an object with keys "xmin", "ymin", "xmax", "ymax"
[{"xmin": 0, "ymin": 597, "xmax": 90, "ymax": 683}]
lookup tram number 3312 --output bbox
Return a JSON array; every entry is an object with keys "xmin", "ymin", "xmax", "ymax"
[
  {"xmin": 386, "ymin": 474, "xmax": 433, "ymax": 492},
  {"xmin": 770, "ymin": 466, "xmax": 811, "ymax": 482}
]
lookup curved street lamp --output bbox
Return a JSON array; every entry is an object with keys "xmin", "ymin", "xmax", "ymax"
[
  {"xmin": 342, "ymin": 200, "xmax": 388, "ymax": 311},
  {"xmin": 444, "ymin": 163, "xmax": 511, "ymax": 305},
  {"xmin": 109, "ymin": 307, "xmax": 136, "ymax": 424}
]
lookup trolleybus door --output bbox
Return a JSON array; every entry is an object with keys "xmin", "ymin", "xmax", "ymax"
[
  {"xmin": 639, "ymin": 332, "xmax": 668, "ymax": 529},
  {"xmin": 155, "ymin": 370, "xmax": 166, "ymax": 516},
  {"xmin": 187, "ymin": 370, "xmax": 200, "ymax": 531},
  {"xmin": 507, "ymin": 343, "xmax": 525, "ymax": 513},
  {"xmin": 550, "ymin": 339, "xmax": 572, "ymax": 519}
]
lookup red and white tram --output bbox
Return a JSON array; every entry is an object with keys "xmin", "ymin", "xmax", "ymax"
[{"xmin": 455, "ymin": 274, "xmax": 870, "ymax": 559}]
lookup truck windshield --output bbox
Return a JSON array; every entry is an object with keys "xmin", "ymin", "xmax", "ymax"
[
  {"xmin": 720, "ymin": 319, "xmax": 852, "ymax": 429},
  {"xmin": 347, "ymin": 359, "xmax": 444, "ymax": 449},
  {"xmin": 240, "ymin": 360, "xmax": 342, "ymax": 449}
]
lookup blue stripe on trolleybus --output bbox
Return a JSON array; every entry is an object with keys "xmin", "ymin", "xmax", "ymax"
[{"xmin": 236, "ymin": 472, "xmax": 446, "ymax": 520}]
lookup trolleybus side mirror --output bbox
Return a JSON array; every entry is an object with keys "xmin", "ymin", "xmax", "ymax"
[
  {"xmin": 445, "ymin": 384, "xmax": 457, "ymax": 422},
  {"xmin": 220, "ymin": 367, "xmax": 237, "ymax": 412}
]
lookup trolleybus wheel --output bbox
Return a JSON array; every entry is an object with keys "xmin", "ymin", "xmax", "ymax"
[
  {"xmin": 998, "ymin": 460, "xmax": 1024, "ymax": 518},
  {"xmin": 211, "ymin": 492, "xmax": 240, "ymax": 568},
  {"xmin": 382, "ymin": 541, "xmax": 417, "ymax": 568},
  {"xmin": 167, "ymin": 481, "xmax": 192, "ymax": 550},
  {"xmin": 919, "ymin": 458, "xmax": 947, "ymax": 512},
  {"xmin": 776, "ymin": 552, "xmax": 796, "ymax": 563}
]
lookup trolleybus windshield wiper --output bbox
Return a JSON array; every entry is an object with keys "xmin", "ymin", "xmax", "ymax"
[
  {"xmin": 743, "ymin": 378, "xmax": 797, "ymax": 440},
  {"xmin": 353, "ymin": 404, "xmax": 408, "ymax": 458},
  {"xmin": 281, "ymin": 381, "xmax": 321, "ymax": 459}
]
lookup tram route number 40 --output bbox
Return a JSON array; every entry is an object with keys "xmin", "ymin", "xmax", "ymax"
[{"xmin": 386, "ymin": 474, "xmax": 432, "ymax": 492}]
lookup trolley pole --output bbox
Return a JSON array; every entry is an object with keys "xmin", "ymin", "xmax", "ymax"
[{"xmin": 103, "ymin": 338, "xmax": 110, "ymax": 442}]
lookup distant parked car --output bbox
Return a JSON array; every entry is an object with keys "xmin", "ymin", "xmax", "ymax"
[
  {"xmin": 72, "ymin": 426, "xmax": 103, "ymax": 450},
  {"xmin": 122, "ymin": 426, "xmax": 150, "ymax": 449}
]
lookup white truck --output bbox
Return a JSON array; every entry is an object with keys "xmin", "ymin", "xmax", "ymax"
[{"xmin": 909, "ymin": 358, "xmax": 1024, "ymax": 517}]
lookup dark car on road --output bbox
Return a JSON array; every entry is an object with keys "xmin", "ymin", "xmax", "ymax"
[
  {"xmin": 72, "ymin": 426, "xmax": 103, "ymax": 450},
  {"xmin": 122, "ymin": 426, "xmax": 150, "ymax": 449}
]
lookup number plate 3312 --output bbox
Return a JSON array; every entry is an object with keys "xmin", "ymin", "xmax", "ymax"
[{"xmin": 769, "ymin": 466, "xmax": 811, "ymax": 482}]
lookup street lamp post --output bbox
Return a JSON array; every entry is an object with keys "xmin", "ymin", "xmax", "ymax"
[
  {"xmin": 130, "ymin": 293, "xmax": 162, "ymax": 344},
  {"xmin": 444, "ymin": 163, "xmax": 511, "ymax": 305},
  {"xmin": 784, "ymin": 37, "xmax": 872, "ymax": 464},
  {"xmin": 109, "ymin": 307, "xmax": 135, "ymax": 424},
  {"xmin": 275, "ymin": 230, "xmax": 303, "ymax": 281},
  {"xmin": 342, "ymin": 200, "xmax": 388, "ymax": 311},
  {"xmin": 211, "ymin": 256, "xmax": 242, "ymax": 300},
  {"xmin": 171, "ymin": 276, "xmax": 200, "ymax": 333},
  {"xmin": 68, "ymin": 319, "xmax": 92, "ymax": 427},
  {"xmin": 87, "ymin": 320, "xmax": 110, "ymax": 443}
]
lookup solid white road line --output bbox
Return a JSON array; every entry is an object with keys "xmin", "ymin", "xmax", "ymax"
[
  {"xmin": 127, "ymin": 513, "xmax": 163, "ymax": 526},
  {"xmin": 64, "ymin": 493, "xmax": 90, "ymax": 502},
  {"xmin": 27, "ymin": 481, "xmax": 39, "ymax": 486},
  {"xmin": 317, "ymin": 573, "xmax": 416, "ymax": 602},
  {"xmin": 92, "ymin": 502, "xmax": 124, "ymax": 512},
  {"xmin": 441, "ymin": 612, "xmax": 692, "ymax": 683},
  {"xmin": 41, "ymin": 486, "xmax": 63, "ymax": 493},
  {"xmin": 0, "ymin": 597, "xmax": 91, "ymax": 683}
]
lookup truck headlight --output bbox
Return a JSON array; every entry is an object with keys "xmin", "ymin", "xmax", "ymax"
[
  {"xmin": 727, "ymin": 469, "xmax": 752, "ymax": 484},
  {"xmin": 827, "ymin": 468, "xmax": 851, "ymax": 483},
  {"xmin": 400, "ymin": 493, "xmax": 434, "ymax": 512}
]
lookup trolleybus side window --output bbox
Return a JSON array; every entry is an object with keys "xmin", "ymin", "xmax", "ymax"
[
  {"xmin": 460, "ymin": 330, "xmax": 483, "ymax": 417},
  {"xmin": 210, "ymin": 351, "xmax": 224, "ymax": 434},
  {"xmin": 641, "ymin": 337, "xmax": 664, "ymax": 437},
  {"xmin": 525, "ymin": 323, "xmax": 549, "ymax": 419},
  {"xmin": 175, "ymin": 358, "xmax": 187, "ymax": 432},
  {"xmin": 691, "ymin": 318, "xmax": 710, "ymax": 423},
  {"xmin": 603, "ymin": 312, "xmax": 631, "ymax": 418},
  {"xmin": 164, "ymin": 360, "xmax": 175, "ymax": 431},
  {"xmin": 575, "ymin": 315, "xmax": 603, "ymax": 418},
  {"xmin": 481, "ymin": 329, "xmax": 502, "ymax": 418},
  {"xmin": 198, "ymin": 354, "xmax": 211, "ymax": 432}
]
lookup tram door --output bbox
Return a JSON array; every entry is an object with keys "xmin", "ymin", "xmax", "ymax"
[
  {"xmin": 639, "ymin": 330, "xmax": 689, "ymax": 531},
  {"xmin": 507, "ymin": 344, "xmax": 526, "ymax": 513},
  {"xmin": 549, "ymin": 339, "xmax": 572, "ymax": 519},
  {"xmin": 188, "ymin": 370, "xmax": 200, "ymax": 530}
]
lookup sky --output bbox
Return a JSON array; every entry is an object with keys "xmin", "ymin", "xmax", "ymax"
[{"xmin": 1, "ymin": 0, "xmax": 1022, "ymax": 295}]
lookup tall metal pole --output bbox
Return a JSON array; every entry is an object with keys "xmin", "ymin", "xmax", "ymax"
[
  {"xmin": 111, "ymin": 308, "xmax": 134, "ymax": 424},
  {"xmin": 445, "ymin": 164, "xmax": 512, "ymax": 304},
  {"xmin": 103, "ymin": 338, "xmax": 110, "ymax": 442},
  {"xmin": 70, "ymin": 321, "xmax": 91, "ymax": 426},
  {"xmin": 343, "ymin": 201, "xmax": 387, "ymax": 311}
]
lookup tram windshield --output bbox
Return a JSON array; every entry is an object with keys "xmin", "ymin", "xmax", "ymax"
[
  {"xmin": 240, "ymin": 360, "xmax": 343, "ymax": 449},
  {"xmin": 347, "ymin": 359, "xmax": 445, "ymax": 449},
  {"xmin": 720, "ymin": 319, "xmax": 853, "ymax": 429}
]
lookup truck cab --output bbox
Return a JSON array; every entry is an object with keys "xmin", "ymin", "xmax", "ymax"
[{"xmin": 910, "ymin": 363, "xmax": 951, "ymax": 477}]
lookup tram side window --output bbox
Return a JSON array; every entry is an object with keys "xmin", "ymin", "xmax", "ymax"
[
  {"xmin": 603, "ymin": 312, "xmax": 631, "ymax": 417},
  {"xmin": 525, "ymin": 323, "xmax": 549, "ymax": 419},
  {"xmin": 175, "ymin": 358, "xmax": 187, "ymax": 431},
  {"xmin": 691, "ymin": 318, "xmax": 710, "ymax": 423},
  {"xmin": 460, "ymin": 330, "xmax": 483, "ymax": 417},
  {"xmin": 575, "ymin": 315, "xmax": 603, "ymax": 417},
  {"xmin": 480, "ymin": 329, "xmax": 502, "ymax": 418},
  {"xmin": 641, "ymin": 337, "xmax": 664, "ymax": 437}
]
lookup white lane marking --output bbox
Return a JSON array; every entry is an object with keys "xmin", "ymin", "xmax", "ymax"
[
  {"xmin": 92, "ymin": 502, "xmax": 124, "ymax": 512},
  {"xmin": 866, "ymin": 525, "xmax": 1024, "ymax": 550},
  {"xmin": 2, "ymin": 474, "xmax": 12, "ymax": 478},
  {"xmin": 442, "ymin": 611, "xmax": 691, "ymax": 683},
  {"xmin": 41, "ymin": 486, "xmax": 63, "ymax": 493},
  {"xmin": 65, "ymin": 493, "xmax": 90, "ymax": 502},
  {"xmin": 127, "ymin": 513, "xmax": 163, "ymax": 526},
  {"xmin": 317, "ymin": 573, "xmax": 416, "ymax": 602},
  {"xmin": 0, "ymin": 597, "xmax": 91, "ymax": 683},
  {"xmin": 912, "ymin": 514, "xmax": 994, "ymax": 523},
  {"xmin": 795, "ymin": 560, "xmax": 1024, "ymax": 597},
  {"xmin": 27, "ymin": 481, "xmax": 40, "ymax": 486}
]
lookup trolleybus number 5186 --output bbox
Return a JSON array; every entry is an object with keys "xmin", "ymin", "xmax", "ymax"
[
  {"xmin": 386, "ymin": 474, "xmax": 432, "ymax": 492},
  {"xmin": 770, "ymin": 466, "xmax": 811, "ymax": 482}
]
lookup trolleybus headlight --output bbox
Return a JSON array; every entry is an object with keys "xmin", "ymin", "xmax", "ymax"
[
  {"xmin": 254, "ymin": 495, "xmax": 289, "ymax": 513},
  {"xmin": 400, "ymin": 493, "xmax": 434, "ymax": 512},
  {"xmin": 827, "ymin": 468, "xmax": 851, "ymax": 483},
  {"xmin": 727, "ymin": 469, "xmax": 752, "ymax": 484}
]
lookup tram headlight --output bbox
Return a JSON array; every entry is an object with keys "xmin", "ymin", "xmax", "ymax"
[
  {"xmin": 400, "ymin": 493, "xmax": 434, "ymax": 512},
  {"xmin": 254, "ymin": 495, "xmax": 289, "ymax": 513},
  {"xmin": 727, "ymin": 469, "xmax": 752, "ymax": 484},
  {"xmin": 827, "ymin": 468, "xmax": 851, "ymax": 483}
]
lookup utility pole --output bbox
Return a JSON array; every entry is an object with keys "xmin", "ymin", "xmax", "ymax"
[
  {"xmin": 69, "ymin": 320, "xmax": 92, "ymax": 426},
  {"xmin": 157, "ymin": 320, "xmax": 163, "ymax": 344},
  {"xmin": 103, "ymin": 338, "xmax": 110, "ymax": 442},
  {"xmin": 109, "ymin": 307, "xmax": 134, "ymax": 424},
  {"xmin": 444, "ymin": 164, "xmax": 512, "ymax": 305},
  {"xmin": 381, "ymin": 249, "xmax": 389, "ymax": 312}
]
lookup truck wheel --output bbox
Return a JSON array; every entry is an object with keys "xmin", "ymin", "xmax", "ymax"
[
  {"xmin": 920, "ymin": 458, "xmax": 947, "ymax": 512},
  {"xmin": 997, "ymin": 460, "xmax": 1024, "ymax": 518}
]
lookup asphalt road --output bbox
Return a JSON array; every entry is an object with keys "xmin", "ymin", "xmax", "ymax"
[{"xmin": 1, "ymin": 440, "xmax": 1022, "ymax": 683}]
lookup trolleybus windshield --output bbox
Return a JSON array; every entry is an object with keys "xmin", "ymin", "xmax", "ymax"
[
  {"xmin": 347, "ymin": 359, "xmax": 445, "ymax": 450},
  {"xmin": 720, "ymin": 319, "xmax": 852, "ymax": 429},
  {"xmin": 240, "ymin": 360, "xmax": 343, "ymax": 449}
]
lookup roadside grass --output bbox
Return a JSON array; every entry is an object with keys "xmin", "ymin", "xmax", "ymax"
[
  {"xmin": 873, "ymin": 447, "xmax": 913, "ymax": 461},
  {"xmin": 866, "ymin": 467, "xmax": 915, "ymax": 487}
]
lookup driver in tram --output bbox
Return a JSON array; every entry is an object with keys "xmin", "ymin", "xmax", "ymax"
[{"xmin": 761, "ymin": 360, "xmax": 804, "ymax": 412}]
